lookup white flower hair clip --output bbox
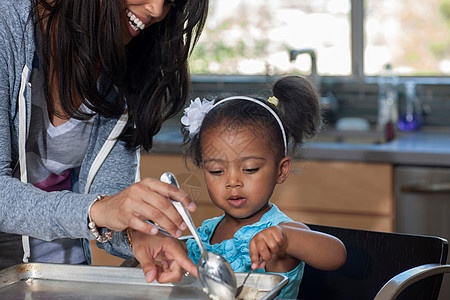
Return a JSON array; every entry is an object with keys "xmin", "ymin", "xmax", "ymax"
[{"xmin": 181, "ymin": 97, "xmax": 214, "ymax": 138}]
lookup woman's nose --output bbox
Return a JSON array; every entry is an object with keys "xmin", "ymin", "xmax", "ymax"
[{"xmin": 145, "ymin": 0, "xmax": 166, "ymax": 18}]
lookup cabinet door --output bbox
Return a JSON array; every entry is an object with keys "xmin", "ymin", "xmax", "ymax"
[{"xmin": 272, "ymin": 160, "xmax": 394, "ymax": 231}]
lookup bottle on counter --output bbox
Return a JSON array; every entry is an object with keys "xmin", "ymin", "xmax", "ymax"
[
  {"xmin": 377, "ymin": 64, "xmax": 399, "ymax": 141},
  {"xmin": 398, "ymin": 81, "xmax": 422, "ymax": 131}
]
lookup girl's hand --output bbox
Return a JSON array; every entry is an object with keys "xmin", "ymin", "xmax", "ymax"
[
  {"xmin": 248, "ymin": 226, "xmax": 287, "ymax": 269},
  {"xmin": 89, "ymin": 178, "xmax": 196, "ymax": 238},
  {"xmin": 130, "ymin": 229, "xmax": 198, "ymax": 283}
]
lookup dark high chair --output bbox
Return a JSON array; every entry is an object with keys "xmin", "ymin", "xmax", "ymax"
[{"xmin": 297, "ymin": 224, "xmax": 449, "ymax": 300}]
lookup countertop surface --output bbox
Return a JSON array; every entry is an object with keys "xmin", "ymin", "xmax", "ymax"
[
  {"xmin": 300, "ymin": 131, "xmax": 450, "ymax": 166},
  {"xmin": 150, "ymin": 124, "xmax": 450, "ymax": 167}
]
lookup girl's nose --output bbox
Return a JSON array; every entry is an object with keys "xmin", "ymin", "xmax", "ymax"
[
  {"xmin": 226, "ymin": 171, "xmax": 243, "ymax": 188},
  {"xmin": 145, "ymin": 0, "xmax": 166, "ymax": 18}
]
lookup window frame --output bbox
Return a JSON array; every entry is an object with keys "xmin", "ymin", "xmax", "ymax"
[{"xmin": 192, "ymin": 0, "xmax": 450, "ymax": 86}]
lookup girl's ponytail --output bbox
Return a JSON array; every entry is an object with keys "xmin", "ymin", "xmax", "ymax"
[{"xmin": 273, "ymin": 75, "xmax": 322, "ymax": 149}]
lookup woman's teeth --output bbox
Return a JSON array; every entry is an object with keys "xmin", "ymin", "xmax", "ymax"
[{"xmin": 126, "ymin": 9, "xmax": 146, "ymax": 31}]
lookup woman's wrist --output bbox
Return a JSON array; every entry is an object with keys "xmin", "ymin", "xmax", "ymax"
[
  {"xmin": 89, "ymin": 195, "xmax": 105, "ymax": 227},
  {"xmin": 88, "ymin": 194, "xmax": 112, "ymax": 243}
]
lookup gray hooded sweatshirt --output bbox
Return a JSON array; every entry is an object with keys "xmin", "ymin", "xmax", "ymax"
[{"xmin": 0, "ymin": 0, "xmax": 138, "ymax": 267}]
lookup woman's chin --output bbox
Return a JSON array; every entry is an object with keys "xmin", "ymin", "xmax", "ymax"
[{"xmin": 123, "ymin": 23, "xmax": 141, "ymax": 44}]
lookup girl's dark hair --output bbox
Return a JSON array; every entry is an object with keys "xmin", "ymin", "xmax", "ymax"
[
  {"xmin": 33, "ymin": 0, "xmax": 208, "ymax": 151},
  {"xmin": 183, "ymin": 75, "xmax": 323, "ymax": 167}
]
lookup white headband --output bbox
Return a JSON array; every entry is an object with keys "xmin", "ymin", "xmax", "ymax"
[
  {"xmin": 213, "ymin": 96, "xmax": 287, "ymax": 156},
  {"xmin": 181, "ymin": 96, "xmax": 287, "ymax": 156}
]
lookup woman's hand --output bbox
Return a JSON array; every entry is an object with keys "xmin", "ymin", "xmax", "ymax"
[
  {"xmin": 89, "ymin": 178, "xmax": 196, "ymax": 238},
  {"xmin": 130, "ymin": 229, "xmax": 198, "ymax": 283}
]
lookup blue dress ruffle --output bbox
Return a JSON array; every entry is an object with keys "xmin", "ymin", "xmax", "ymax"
[{"xmin": 186, "ymin": 203, "xmax": 304, "ymax": 299}]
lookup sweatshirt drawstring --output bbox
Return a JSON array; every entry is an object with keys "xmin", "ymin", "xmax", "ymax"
[
  {"xmin": 19, "ymin": 65, "xmax": 31, "ymax": 262},
  {"xmin": 83, "ymin": 112, "xmax": 129, "ymax": 194}
]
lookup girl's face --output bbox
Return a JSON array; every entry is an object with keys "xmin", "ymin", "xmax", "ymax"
[
  {"xmin": 121, "ymin": 0, "xmax": 174, "ymax": 44},
  {"xmin": 200, "ymin": 125, "xmax": 291, "ymax": 222}
]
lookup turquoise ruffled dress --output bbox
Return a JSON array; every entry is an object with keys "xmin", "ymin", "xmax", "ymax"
[{"xmin": 186, "ymin": 204, "xmax": 304, "ymax": 299}]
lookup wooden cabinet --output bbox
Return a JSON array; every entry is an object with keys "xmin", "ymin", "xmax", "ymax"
[
  {"xmin": 91, "ymin": 153, "xmax": 394, "ymax": 266},
  {"xmin": 273, "ymin": 160, "xmax": 394, "ymax": 232}
]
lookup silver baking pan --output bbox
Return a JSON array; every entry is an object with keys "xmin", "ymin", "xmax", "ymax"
[{"xmin": 0, "ymin": 263, "xmax": 288, "ymax": 299}]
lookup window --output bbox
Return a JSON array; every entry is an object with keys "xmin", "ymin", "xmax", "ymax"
[
  {"xmin": 190, "ymin": 0, "xmax": 351, "ymax": 76},
  {"xmin": 365, "ymin": 0, "xmax": 450, "ymax": 76},
  {"xmin": 191, "ymin": 0, "xmax": 450, "ymax": 78}
]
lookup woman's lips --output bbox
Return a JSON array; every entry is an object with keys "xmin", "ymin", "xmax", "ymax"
[
  {"xmin": 125, "ymin": 9, "xmax": 148, "ymax": 37},
  {"xmin": 228, "ymin": 195, "xmax": 246, "ymax": 208}
]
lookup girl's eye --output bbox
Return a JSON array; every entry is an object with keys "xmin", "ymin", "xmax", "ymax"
[
  {"xmin": 164, "ymin": 0, "xmax": 176, "ymax": 8},
  {"xmin": 244, "ymin": 168, "xmax": 259, "ymax": 173},
  {"xmin": 209, "ymin": 170, "xmax": 223, "ymax": 175}
]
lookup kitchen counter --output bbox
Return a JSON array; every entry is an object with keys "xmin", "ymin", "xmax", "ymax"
[
  {"xmin": 300, "ymin": 131, "xmax": 450, "ymax": 167},
  {"xmin": 150, "ymin": 124, "xmax": 450, "ymax": 167}
]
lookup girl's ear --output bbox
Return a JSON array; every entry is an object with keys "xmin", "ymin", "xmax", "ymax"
[{"xmin": 277, "ymin": 156, "xmax": 292, "ymax": 184}]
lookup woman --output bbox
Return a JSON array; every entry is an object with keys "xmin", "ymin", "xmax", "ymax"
[{"xmin": 0, "ymin": 0, "xmax": 208, "ymax": 283}]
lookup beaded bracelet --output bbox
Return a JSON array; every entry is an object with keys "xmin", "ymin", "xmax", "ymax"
[{"xmin": 88, "ymin": 194, "xmax": 112, "ymax": 243}]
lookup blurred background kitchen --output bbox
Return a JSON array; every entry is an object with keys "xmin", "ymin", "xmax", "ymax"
[{"xmin": 97, "ymin": 0, "xmax": 450, "ymax": 298}]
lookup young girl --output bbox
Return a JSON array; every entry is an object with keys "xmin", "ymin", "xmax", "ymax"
[{"xmin": 181, "ymin": 75, "xmax": 347, "ymax": 298}]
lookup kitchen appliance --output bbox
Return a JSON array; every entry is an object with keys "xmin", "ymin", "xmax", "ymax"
[{"xmin": 395, "ymin": 166, "xmax": 450, "ymax": 300}]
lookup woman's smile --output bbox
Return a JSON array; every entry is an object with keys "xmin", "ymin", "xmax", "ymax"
[
  {"xmin": 122, "ymin": 1, "xmax": 172, "ymax": 44},
  {"xmin": 125, "ymin": 9, "xmax": 148, "ymax": 37}
]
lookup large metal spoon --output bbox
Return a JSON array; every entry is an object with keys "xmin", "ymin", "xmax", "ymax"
[{"xmin": 160, "ymin": 172, "xmax": 237, "ymax": 300}]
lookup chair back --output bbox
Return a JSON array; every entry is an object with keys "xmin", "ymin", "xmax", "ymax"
[{"xmin": 298, "ymin": 224, "xmax": 448, "ymax": 300}]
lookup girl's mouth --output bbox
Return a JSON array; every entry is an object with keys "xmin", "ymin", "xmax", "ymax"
[
  {"xmin": 228, "ymin": 195, "xmax": 246, "ymax": 208},
  {"xmin": 126, "ymin": 9, "xmax": 147, "ymax": 32}
]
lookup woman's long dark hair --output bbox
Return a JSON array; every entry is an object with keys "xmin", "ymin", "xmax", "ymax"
[{"xmin": 33, "ymin": 0, "xmax": 208, "ymax": 151}]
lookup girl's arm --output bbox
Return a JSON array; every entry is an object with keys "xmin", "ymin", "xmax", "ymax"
[
  {"xmin": 249, "ymin": 222, "xmax": 346, "ymax": 272},
  {"xmin": 279, "ymin": 222, "xmax": 346, "ymax": 271}
]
